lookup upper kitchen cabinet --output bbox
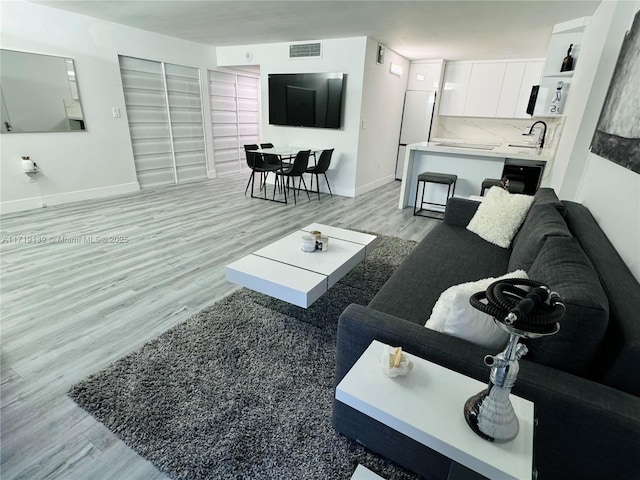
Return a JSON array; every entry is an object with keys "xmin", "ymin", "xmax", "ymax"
[
  {"xmin": 498, "ymin": 61, "xmax": 545, "ymax": 118},
  {"xmin": 496, "ymin": 62, "xmax": 527, "ymax": 117},
  {"xmin": 439, "ymin": 59, "xmax": 544, "ymax": 118},
  {"xmin": 438, "ymin": 62, "xmax": 472, "ymax": 116},
  {"xmin": 464, "ymin": 62, "xmax": 507, "ymax": 117},
  {"xmin": 407, "ymin": 60, "xmax": 444, "ymax": 91}
]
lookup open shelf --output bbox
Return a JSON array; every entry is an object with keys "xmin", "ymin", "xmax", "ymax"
[{"xmin": 544, "ymin": 71, "xmax": 575, "ymax": 78}]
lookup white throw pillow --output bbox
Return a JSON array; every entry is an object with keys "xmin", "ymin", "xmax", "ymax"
[
  {"xmin": 425, "ymin": 270, "xmax": 528, "ymax": 350},
  {"xmin": 466, "ymin": 187, "xmax": 534, "ymax": 248}
]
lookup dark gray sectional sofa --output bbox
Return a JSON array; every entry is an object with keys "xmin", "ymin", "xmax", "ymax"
[{"xmin": 333, "ymin": 189, "xmax": 640, "ymax": 479}]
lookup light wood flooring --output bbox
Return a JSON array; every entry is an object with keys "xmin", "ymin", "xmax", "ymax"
[{"xmin": 0, "ymin": 174, "xmax": 439, "ymax": 480}]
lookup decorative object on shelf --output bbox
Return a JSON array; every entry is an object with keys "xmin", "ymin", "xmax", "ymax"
[
  {"xmin": 380, "ymin": 345, "xmax": 413, "ymax": 377},
  {"xmin": 21, "ymin": 155, "xmax": 37, "ymax": 173},
  {"xmin": 548, "ymin": 81, "xmax": 564, "ymax": 115},
  {"xmin": 560, "ymin": 44, "xmax": 574, "ymax": 72},
  {"xmin": 591, "ymin": 9, "xmax": 640, "ymax": 174},
  {"xmin": 464, "ymin": 278, "xmax": 565, "ymax": 442},
  {"xmin": 21, "ymin": 155, "xmax": 40, "ymax": 182}
]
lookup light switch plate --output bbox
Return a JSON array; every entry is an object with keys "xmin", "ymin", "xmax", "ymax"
[{"xmin": 112, "ymin": 107, "xmax": 121, "ymax": 118}]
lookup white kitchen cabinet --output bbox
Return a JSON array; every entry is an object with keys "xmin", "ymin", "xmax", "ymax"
[
  {"xmin": 440, "ymin": 59, "xmax": 544, "ymax": 119},
  {"xmin": 514, "ymin": 61, "xmax": 544, "ymax": 118},
  {"xmin": 496, "ymin": 61, "xmax": 544, "ymax": 118},
  {"xmin": 407, "ymin": 60, "xmax": 444, "ymax": 92},
  {"xmin": 496, "ymin": 62, "xmax": 526, "ymax": 118},
  {"xmin": 438, "ymin": 62, "xmax": 471, "ymax": 116},
  {"xmin": 463, "ymin": 62, "xmax": 507, "ymax": 117}
]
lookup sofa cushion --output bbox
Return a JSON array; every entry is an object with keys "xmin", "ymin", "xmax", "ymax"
[
  {"xmin": 425, "ymin": 270, "xmax": 528, "ymax": 350},
  {"xmin": 525, "ymin": 236, "xmax": 609, "ymax": 376},
  {"xmin": 509, "ymin": 204, "xmax": 572, "ymax": 272},
  {"xmin": 467, "ymin": 187, "xmax": 534, "ymax": 248},
  {"xmin": 443, "ymin": 197, "xmax": 480, "ymax": 227},
  {"xmin": 562, "ymin": 201, "xmax": 640, "ymax": 397},
  {"xmin": 532, "ymin": 187, "xmax": 566, "ymax": 216},
  {"xmin": 369, "ymin": 223, "xmax": 510, "ymax": 325}
]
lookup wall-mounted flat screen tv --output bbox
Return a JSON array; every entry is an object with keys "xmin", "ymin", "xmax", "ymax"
[{"xmin": 268, "ymin": 73, "xmax": 346, "ymax": 129}]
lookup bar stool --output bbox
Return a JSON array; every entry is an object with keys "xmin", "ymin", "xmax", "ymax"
[
  {"xmin": 481, "ymin": 178, "xmax": 525, "ymax": 196},
  {"xmin": 414, "ymin": 172, "xmax": 457, "ymax": 218}
]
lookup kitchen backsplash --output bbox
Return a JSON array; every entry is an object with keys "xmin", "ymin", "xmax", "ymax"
[{"xmin": 432, "ymin": 116, "xmax": 565, "ymax": 151}]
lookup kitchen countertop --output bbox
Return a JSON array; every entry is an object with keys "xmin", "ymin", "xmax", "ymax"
[
  {"xmin": 409, "ymin": 140, "xmax": 554, "ymax": 162},
  {"xmin": 398, "ymin": 139, "xmax": 554, "ymax": 209}
]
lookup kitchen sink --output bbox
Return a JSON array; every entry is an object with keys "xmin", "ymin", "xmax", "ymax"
[{"xmin": 436, "ymin": 142, "xmax": 499, "ymax": 150}]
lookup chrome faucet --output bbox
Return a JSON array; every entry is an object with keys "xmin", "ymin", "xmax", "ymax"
[{"xmin": 524, "ymin": 120, "xmax": 547, "ymax": 149}]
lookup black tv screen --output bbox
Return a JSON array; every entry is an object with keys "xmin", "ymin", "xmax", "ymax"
[{"xmin": 268, "ymin": 73, "xmax": 346, "ymax": 129}]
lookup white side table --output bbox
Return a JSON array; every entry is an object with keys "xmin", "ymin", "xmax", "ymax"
[
  {"xmin": 336, "ymin": 341, "xmax": 534, "ymax": 480},
  {"xmin": 351, "ymin": 464, "xmax": 386, "ymax": 480}
]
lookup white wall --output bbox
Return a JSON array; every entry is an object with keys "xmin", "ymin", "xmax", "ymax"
[
  {"xmin": 554, "ymin": 0, "xmax": 640, "ymax": 281},
  {"xmin": 355, "ymin": 39, "xmax": 409, "ymax": 195},
  {"xmin": 0, "ymin": 0, "xmax": 217, "ymax": 214},
  {"xmin": 217, "ymin": 37, "xmax": 368, "ymax": 197}
]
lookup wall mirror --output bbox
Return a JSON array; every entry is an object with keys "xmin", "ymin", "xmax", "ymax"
[{"xmin": 1, "ymin": 49, "xmax": 86, "ymax": 133}]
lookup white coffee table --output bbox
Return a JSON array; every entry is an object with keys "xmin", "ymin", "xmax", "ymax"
[
  {"xmin": 336, "ymin": 340, "xmax": 534, "ymax": 480},
  {"xmin": 225, "ymin": 223, "xmax": 378, "ymax": 308}
]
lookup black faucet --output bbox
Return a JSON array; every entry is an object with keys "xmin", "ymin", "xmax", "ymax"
[{"xmin": 525, "ymin": 120, "xmax": 547, "ymax": 149}]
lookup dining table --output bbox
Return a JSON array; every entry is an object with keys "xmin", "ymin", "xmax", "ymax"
[
  {"xmin": 250, "ymin": 146, "xmax": 324, "ymax": 166},
  {"xmin": 246, "ymin": 146, "xmax": 327, "ymax": 203}
]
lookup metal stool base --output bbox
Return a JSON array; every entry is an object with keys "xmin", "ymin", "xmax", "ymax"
[{"xmin": 413, "ymin": 173, "xmax": 457, "ymax": 219}]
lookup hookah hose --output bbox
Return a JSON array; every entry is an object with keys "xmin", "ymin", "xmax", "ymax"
[{"xmin": 469, "ymin": 278, "xmax": 566, "ymax": 334}]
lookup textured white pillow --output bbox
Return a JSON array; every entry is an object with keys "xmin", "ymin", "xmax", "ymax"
[
  {"xmin": 425, "ymin": 270, "xmax": 528, "ymax": 350},
  {"xmin": 466, "ymin": 187, "xmax": 534, "ymax": 248}
]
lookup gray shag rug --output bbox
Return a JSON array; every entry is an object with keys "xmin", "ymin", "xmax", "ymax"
[{"xmin": 69, "ymin": 234, "xmax": 422, "ymax": 480}]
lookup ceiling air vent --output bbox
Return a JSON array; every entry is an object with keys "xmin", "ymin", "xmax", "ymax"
[{"xmin": 289, "ymin": 42, "xmax": 322, "ymax": 59}]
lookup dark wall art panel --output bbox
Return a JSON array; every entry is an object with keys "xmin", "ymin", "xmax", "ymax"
[{"xmin": 590, "ymin": 10, "xmax": 640, "ymax": 173}]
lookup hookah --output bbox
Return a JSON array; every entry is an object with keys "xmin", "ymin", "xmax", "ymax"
[{"xmin": 463, "ymin": 279, "xmax": 566, "ymax": 442}]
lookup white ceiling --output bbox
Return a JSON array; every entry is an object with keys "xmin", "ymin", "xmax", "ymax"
[{"xmin": 33, "ymin": 0, "xmax": 601, "ymax": 61}]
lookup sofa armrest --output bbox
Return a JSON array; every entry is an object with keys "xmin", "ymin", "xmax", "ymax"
[
  {"xmin": 334, "ymin": 303, "xmax": 488, "ymax": 385},
  {"xmin": 443, "ymin": 197, "xmax": 479, "ymax": 227},
  {"xmin": 334, "ymin": 304, "xmax": 640, "ymax": 479},
  {"xmin": 513, "ymin": 352, "xmax": 640, "ymax": 479}
]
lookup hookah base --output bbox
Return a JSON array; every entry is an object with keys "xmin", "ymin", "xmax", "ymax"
[
  {"xmin": 463, "ymin": 385, "xmax": 519, "ymax": 443},
  {"xmin": 464, "ymin": 390, "xmax": 496, "ymax": 442}
]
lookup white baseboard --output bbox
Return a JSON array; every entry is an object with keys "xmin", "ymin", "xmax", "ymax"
[
  {"xmin": 354, "ymin": 175, "xmax": 396, "ymax": 197},
  {"xmin": 1, "ymin": 182, "xmax": 140, "ymax": 215},
  {"xmin": 0, "ymin": 196, "xmax": 43, "ymax": 215}
]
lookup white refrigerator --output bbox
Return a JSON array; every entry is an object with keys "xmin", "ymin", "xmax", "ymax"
[{"xmin": 395, "ymin": 90, "xmax": 437, "ymax": 180}]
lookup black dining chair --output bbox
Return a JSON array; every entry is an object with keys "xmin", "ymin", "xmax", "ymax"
[
  {"xmin": 244, "ymin": 144, "xmax": 279, "ymax": 197},
  {"xmin": 276, "ymin": 150, "xmax": 311, "ymax": 205},
  {"xmin": 261, "ymin": 142, "xmax": 292, "ymax": 169},
  {"xmin": 305, "ymin": 149, "xmax": 333, "ymax": 200}
]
